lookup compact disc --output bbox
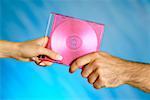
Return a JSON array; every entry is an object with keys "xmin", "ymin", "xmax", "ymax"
[{"xmin": 50, "ymin": 19, "xmax": 98, "ymax": 65}]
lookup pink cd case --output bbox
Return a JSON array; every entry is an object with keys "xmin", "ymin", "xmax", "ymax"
[{"xmin": 39, "ymin": 12, "xmax": 104, "ymax": 66}]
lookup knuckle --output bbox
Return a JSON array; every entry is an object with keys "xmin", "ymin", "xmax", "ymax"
[
  {"xmin": 50, "ymin": 51, "xmax": 57, "ymax": 58},
  {"xmin": 99, "ymin": 51, "xmax": 106, "ymax": 54},
  {"xmin": 95, "ymin": 69, "xmax": 100, "ymax": 75},
  {"xmin": 92, "ymin": 52, "xmax": 100, "ymax": 57},
  {"xmin": 50, "ymin": 50, "xmax": 57, "ymax": 56},
  {"xmin": 74, "ymin": 60, "xmax": 81, "ymax": 67},
  {"xmin": 81, "ymin": 71, "xmax": 87, "ymax": 78},
  {"xmin": 35, "ymin": 45, "xmax": 40, "ymax": 49},
  {"xmin": 93, "ymin": 83, "xmax": 101, "ymax": 89},
  {"xmin": 100, "ymin": 51, "xmax": 108, "ymax": 56},
  {"xmin": 93, "ymin": 60, "xmax": 100, "ymax": 67},
  {"xmin": 93, "ymin": 84, "xmax": 100, "ymax": 89},
  {"xmin": 97, "ymin": 77, "xmax": 101, "ymax": 82},
  {"xmin": 36, "ymin": 46, "xmax": 43, "ymax": 54},
  {"xmin": 88, "ymin": 77, "xmax": 93, "ymax": 84}
]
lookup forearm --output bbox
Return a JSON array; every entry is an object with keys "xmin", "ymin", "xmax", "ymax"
[
  {"xmin": 124, "ymin": 61, "xmax": 150, "ymax": 92},
  {"xmin": 0, "ymin": 40, "xmax": 19, "ymax": 58}
]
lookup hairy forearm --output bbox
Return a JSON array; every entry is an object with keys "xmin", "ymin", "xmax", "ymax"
[
  {"xmin": 124, "ymin": 61, "xmax": 150, "ymax": 92},
  {"xmin": 0, "ymin": 40, "xmax": 19, "ymax": 58}
]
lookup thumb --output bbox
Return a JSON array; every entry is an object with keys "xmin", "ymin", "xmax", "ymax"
[
  {"xmin": 33, "ymin": 37, "xmax": 49, "ymax": 47},
  {"xmin": 38, "ymin": 47, "xmax": 63, "ymax": 61}
]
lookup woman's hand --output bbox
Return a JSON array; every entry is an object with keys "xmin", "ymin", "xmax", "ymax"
[{"xmin": 0, "ymin": 37, "xmax": 63, "ymax": 66}]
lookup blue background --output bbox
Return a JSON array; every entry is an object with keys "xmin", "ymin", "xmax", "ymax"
[{"xmin": 0, "ymin": 0, "xmax": 150, "ymax": 100}]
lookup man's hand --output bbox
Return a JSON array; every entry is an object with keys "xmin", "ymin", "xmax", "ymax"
[
  {"xmin": 70, "ymin": 52, "xmax": 128, "ymax": 88},
  {"xmin": 0, "ymin": 37, "xmax": 63, "ymax": 66},
  {"xmin": 69, "ymin": 51, "xmax": 150, "ymax": 92}
]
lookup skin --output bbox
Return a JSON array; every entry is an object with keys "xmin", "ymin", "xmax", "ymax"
[
  {"xmin": 0, "ymin": 37, "xmax": 63, "ymax": 66},
  {"xmin": 0, "ymin": 37, "xmax": 150, "ymax": 92},
  {"xmin": 69, "ymin": 52, "xmax": 150, "ymax": 93}
]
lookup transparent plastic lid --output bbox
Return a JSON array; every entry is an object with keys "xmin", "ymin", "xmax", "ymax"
[{"xmin": 40, "ymin": 12, "xmax": 104, "ymax": 66}]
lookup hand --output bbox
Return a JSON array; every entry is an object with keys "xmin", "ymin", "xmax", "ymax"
[
  {"xmin": 1, "ymin": 37, "xmax": 63, "ymax": 66},
  {"xmin": 69, "ymin": 52, "xmax": 129, "ymax": 89}
]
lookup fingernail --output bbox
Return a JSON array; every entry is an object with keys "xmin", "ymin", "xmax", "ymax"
[
  {"xmin": 69, "ymin": 69, "xmax": 73, "ymax": 73},
  {"xmin": 56, "ymin": 55, "xmax": 63, "ymax": 60},
  {"xmin": 31, "ymin": 57, "xmax": 36, "ymax": 61},
  {"xmin": 39, "ymin": 62, "xmax": 45, "ymax": 66}
]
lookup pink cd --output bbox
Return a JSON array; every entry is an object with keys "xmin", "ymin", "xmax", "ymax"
[
  {"xmin": 40, "ymin": 13, "xmax": 104, "ymax": 66},
  {"xmin": 50, "ymin": 19, "xmax": 98, "ymax": 65}
]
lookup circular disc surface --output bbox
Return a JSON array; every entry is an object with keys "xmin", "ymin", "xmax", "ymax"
[{"xmin": 51, "ymin": 19, "xmax": 98, "ymax": 65}]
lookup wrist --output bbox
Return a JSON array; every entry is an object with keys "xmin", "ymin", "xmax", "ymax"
[
  {"xmin": 0, "ymin": 41, "xmax": 20, "ymax": 58},
  {"xmin": 122, "ymin": 62, "xmax": 142, "ymax": 84},
  {"xmin": 117, "ymin": 60, "xmax": 135, "ymax": 84}
]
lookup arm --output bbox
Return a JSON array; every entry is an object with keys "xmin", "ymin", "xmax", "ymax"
[
  {"xmin": 0, "ymin": 37, "xmax": 63, "ymax": 66},
  {"xmin": 126, "ymin": 62, "xmax": 150, "ymax": 92},
  {"xmin": 69, "ymin": 51, "xmax": 150, "ymax": 92},
  {"xmin": 0, "ymin": 40, "xmax": 19, "ymax": 58}
]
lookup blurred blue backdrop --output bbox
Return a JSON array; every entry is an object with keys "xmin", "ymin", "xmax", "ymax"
[{"xmin": 0, "ymin": 0, "xmax": 150, "ymax": 100}]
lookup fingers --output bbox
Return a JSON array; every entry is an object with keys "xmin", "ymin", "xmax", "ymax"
[
  {"xmin": 31, "ymin": 57, "xmax": 53, "ymax": 66},
  {"xmin": 93, "ymin": 76, "xmax": 104, "ymax": 89},
  {"xmin": 88, "ymin": 70, "xmax": 99, "ymax": 84},
  {"xmin": 39, "ymin": 61, "xmax": 53, "ymax": 66},
  {"xmin": 79, "ymin": 58, "xmax": 104, "ymax": 89},
  {"xmin": 81, "ymin": 64, "xmax": 96, "ymax": 78},
  {"xmin": 31, "ymin": 57, "xmax": 41, "ymax": 64},
  {"xmin": 31, "ymin": 37, "xmax": 63, "ymax": 66},
  {"xmin": 82, "ymin": 65, "xmax": 104, "ymax": 89},
  {"xmin": 70, "ymin": 52, "xmax": 99, "ymax": 73},
  {"xmin": 37, "ymin": 47, "xmax": 63, "ymax": 61}
]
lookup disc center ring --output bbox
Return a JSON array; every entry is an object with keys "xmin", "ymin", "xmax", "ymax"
[{"xmin": 66, "ymin": 35, "xmax": 82, "ymax": 50}]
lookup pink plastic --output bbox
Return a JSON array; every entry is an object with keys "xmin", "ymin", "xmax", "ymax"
[{"xmin": 40, "ymin": 13, "xmax": 104, "ymax": 66}]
